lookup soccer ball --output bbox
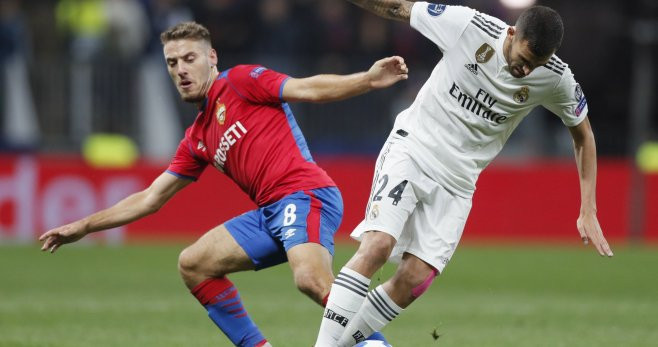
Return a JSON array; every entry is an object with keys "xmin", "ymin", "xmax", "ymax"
[{"xmin": 354, "ymin": 340, "xmax": 392, "ymax": 347}]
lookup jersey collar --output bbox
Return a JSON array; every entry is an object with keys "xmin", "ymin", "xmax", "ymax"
[{"xmin": 495, "ymin": 27, "xmax": 511, "ymax": 76}]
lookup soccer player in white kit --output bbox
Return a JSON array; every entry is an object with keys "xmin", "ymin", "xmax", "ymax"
[{"xmin": 315, "ymin": 2, "xmax": 614, "ymax": 346}]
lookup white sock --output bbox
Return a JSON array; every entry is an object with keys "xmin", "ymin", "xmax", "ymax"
[
  {"xmin": 315, "ymin": 267, "xmax": 371, "ymax": 347},
  {"xmin": 337, "ymin": 285, "xmax": 403, "ymax": 347}
]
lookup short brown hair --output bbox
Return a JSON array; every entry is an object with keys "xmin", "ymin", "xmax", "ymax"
[
  {"xmin": 515, "ymin": 6, "xmax": 563, "ymax": 58},
  {"xmin": 160, "ymin": 21, "xmax": 211, "ymax": 45}
]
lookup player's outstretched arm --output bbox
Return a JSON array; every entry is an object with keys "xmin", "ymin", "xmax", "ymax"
[
  {"xmin": 568, "ymin": 117, "xmax": 613, "ymax": 257},
  {"xmin": 346, "ymin": 0, "xmax": 414, "ymax": 22},
  {"xmin": 282, "ymin": 56, "xmax": 408, "ymax": 103},
  {"xmin": 39, "ymin": 172, "xmax": 191, "ymax": 253}
]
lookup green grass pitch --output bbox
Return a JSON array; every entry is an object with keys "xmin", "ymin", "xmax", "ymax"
[{"xmin": 1, "ymin": 243, "xmax": 657, "ymax": 346}]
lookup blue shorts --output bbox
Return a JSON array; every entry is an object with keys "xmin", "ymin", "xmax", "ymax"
[{"xmin": 225, "ymin": 187, "xmax": 343, "ymax": 270}]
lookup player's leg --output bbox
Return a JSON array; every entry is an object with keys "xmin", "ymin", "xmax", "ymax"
[
  {"xmin": 287, "ymin": 242, "xmax": 334, "ymax": 304},
  {"xmin": 178, "ymin": 224, "xmax": 254, "ymax": 289},
  {"xmin": 337, "ymin": 184, "xmax": 472, "ymax": 346},
  {"xmin": 264, "ymin": 186, "xmax": 342, "ymax": 305},
  {"xmin": 316, "ymin": 140, "xmax": 420, "ymax": 346},
  {"xmin": 287, "ymin": 231, "xmax": 391, "ymax": 343},
  {"xmin": 315, "ymin": 230, "xmax": 396, "ymax": 346},
  {"xmin": 344, "ymin": 230, "xmax": 398, "ymax": 278},
  {"xmin": 178, "ymin": 218, "xmax": 269, "ymax": 347},
  {"xmin": 336, "ymin": 253, "xmax": 436, "ymax": 347},
  {"xmin": 279, "ymin": 187, "xmax": 342, "ymax": 305},
  {"xmin": 278, "ymin": 187, "xmax": 388, "ymax": 343},
  {"xmin": 384, "ymin": 253, "xmax": 439, "ymax": 307}
]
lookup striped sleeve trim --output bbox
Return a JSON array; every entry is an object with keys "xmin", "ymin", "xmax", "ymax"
[
  {"xmin": 543, "ymin": 56, "xmax": 567, "ymax": 75},
  {"xmin": 475, "ymin": 13, "xmax": 504, "ymax": 30},
  {"xmin": 471, "ymin": 13, "xmax": 504, "ymax": 39}
]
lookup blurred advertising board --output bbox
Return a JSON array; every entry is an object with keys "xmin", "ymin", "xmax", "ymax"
[{"xmin": 0, "ymin": 155, "xmax": 656, "ymax": 244}]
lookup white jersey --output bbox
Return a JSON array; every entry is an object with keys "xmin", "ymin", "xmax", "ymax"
[{"xmin": 395, "ymin": 2, "xmax": 588, "ymax": 197}]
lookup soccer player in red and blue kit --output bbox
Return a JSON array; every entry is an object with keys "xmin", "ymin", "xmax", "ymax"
[{"xmin": 39, "ymin": 21, "xmax": 408, "ymax": 346}]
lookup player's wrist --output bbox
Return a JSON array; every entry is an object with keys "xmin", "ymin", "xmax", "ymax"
[
  {"xmin": 76, "ymin": 218, "xmax": 93, "ymax": 234},
  {"xmin": 579, "ymin": 205, "xmax": 597, "ymax": 215},
  {"xmin": 361, "ymin": 70, "xmax": 376, "ymax": 90}
]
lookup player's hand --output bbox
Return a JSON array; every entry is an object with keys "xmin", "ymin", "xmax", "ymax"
[
  {"xmin": 39, "ymin": 221, "xmax": 89, "ymax": 253},
  {"xmin": 577, "ymin": 211, "xmax": 613, "ymax": 257},
  {"xmin": 367, "ymin": 56, "xmax": 409, "ymax": 89}
]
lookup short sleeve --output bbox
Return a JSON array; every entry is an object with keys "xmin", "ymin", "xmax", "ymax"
[
  {"xmin": 166, "ymin": 136, "xmax": 207, "ymax": 181},
  {"xmin": 410, "ymin": 2, "xmax": 475, "ymax": 52},
  {"xmin": 542, "ymin": 68, "xmax": 588, "ymax": 127},
  {"xmin": 227, "ymin": 65, "xmax": 290, "ymax": 104}
]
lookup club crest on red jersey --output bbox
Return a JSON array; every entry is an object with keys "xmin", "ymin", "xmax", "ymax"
[{"xmin": 214, "ymin": 99, "xmax": 227, "ymax": 125}]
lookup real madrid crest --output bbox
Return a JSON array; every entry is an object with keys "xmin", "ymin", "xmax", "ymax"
[
  {"xmin": 513, "ymin": 86, "xmax": 529, "ymax": 103},
  {"xmin": 369, "ymin": 204, "xmax": 380, "ymax": 220},
  {"xmin": 214, "ymin": 98, "xmax": 226, "ymax": 125},
  {"xmin": 475, "ymin": 43, "xmax": 495, "ymax": 63}
]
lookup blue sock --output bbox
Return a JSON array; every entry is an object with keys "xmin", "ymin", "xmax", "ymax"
[{"xmin": 192, "ymin": 277, "xmax": 267, "ymax": 347}]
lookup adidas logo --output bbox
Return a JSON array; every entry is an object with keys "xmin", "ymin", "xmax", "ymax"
[{"xmin": 465, "ymin": 63, "xmax": 479, "ymax": 76}]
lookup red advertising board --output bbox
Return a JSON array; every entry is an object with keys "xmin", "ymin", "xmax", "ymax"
[{"xmin": 1, "ymin": 155, "xmax": 656, "ymax": 244}]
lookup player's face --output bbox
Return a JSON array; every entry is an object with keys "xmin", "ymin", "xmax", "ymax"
[
  {"xmin": 163, "ymin": 39, "xmax": 218, "ymax": 103},
  {"xmin": 504, "ymin": 29, "xmax": 552, "ymax": 78}
]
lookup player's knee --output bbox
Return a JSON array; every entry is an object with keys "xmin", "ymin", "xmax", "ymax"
[
  {"xmin": 293, "ymin": 266, "xmax": 334, "ymax": 304},
  {"xmin": 178, "ymin": 246, "xmax": 220, "ymax": 280},
  {"xmin": 177, "ymin": 247, "xmax": 200, "ymax": 279},
  {"xmin": 294, "ymin": 268, "xmax": 330, "ymax": 304},
  {"xmin": 352, "ymin": 232, "xmax": 396, "ymax": 270}
]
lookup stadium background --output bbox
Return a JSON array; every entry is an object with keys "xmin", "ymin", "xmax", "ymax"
[{"xmin": 1, "ymin": 0, "xmax": 657, "ymax": 346}]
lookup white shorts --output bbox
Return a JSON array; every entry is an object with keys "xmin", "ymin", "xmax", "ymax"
[{"xmin": 351, "ymin": 137, "xmax": 472, "ymax": 273}]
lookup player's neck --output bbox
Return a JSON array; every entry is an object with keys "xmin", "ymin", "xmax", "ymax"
[{"xmin": 196, "ymin": 68, "xmax": 220, "ymax": 108}]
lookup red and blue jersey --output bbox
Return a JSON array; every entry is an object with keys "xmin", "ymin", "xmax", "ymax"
[{"xmin": 166, "ymin": 65, "xmax": 336, "ymax": 206}]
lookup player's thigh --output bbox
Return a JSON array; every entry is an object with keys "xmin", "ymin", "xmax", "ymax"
[
  {"xmin": 224, "ymin": 188, "xmax": 342, "ymax": 272},
  {"xmin": 265, "ymin": 187, "xmax": 343, "ymax": 255},
  {"xmin": 181, "ymin": 223, "xmax": 254, "ymax": 276},
  {"xmin": 255, "ymin": 187, "xmax": 343, "ymax": 270},
  {"xmin": 281, "ymin": 188, "xmax": 342, "ymax": 288},
  {"xmin": 353, "ymin": 140, "xmax": 425, "ymax": 243},
  {"xmin": 225, "ymin": 208, "xmax": 288, "ymax": 270},
  {"xmin": 405, "ymin": 184, "xmax": 472, "ymax": 273}
]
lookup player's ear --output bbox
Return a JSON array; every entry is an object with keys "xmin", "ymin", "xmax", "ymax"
[
  {"xmin": 507, "ymin": 26, "xmax": 516, "ymax": 37},
  {"xmin": 209, "ymin": 48, "xmax": 218, "ymax": 67}
]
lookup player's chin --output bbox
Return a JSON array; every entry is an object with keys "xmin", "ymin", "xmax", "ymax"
[
  {"xmin": 510, "ymin": 68, "xmax": 526, "ymax": 78},
  {"xmin": 181, "ymin": 93, "xmax": 205, "ymax": 103}
]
